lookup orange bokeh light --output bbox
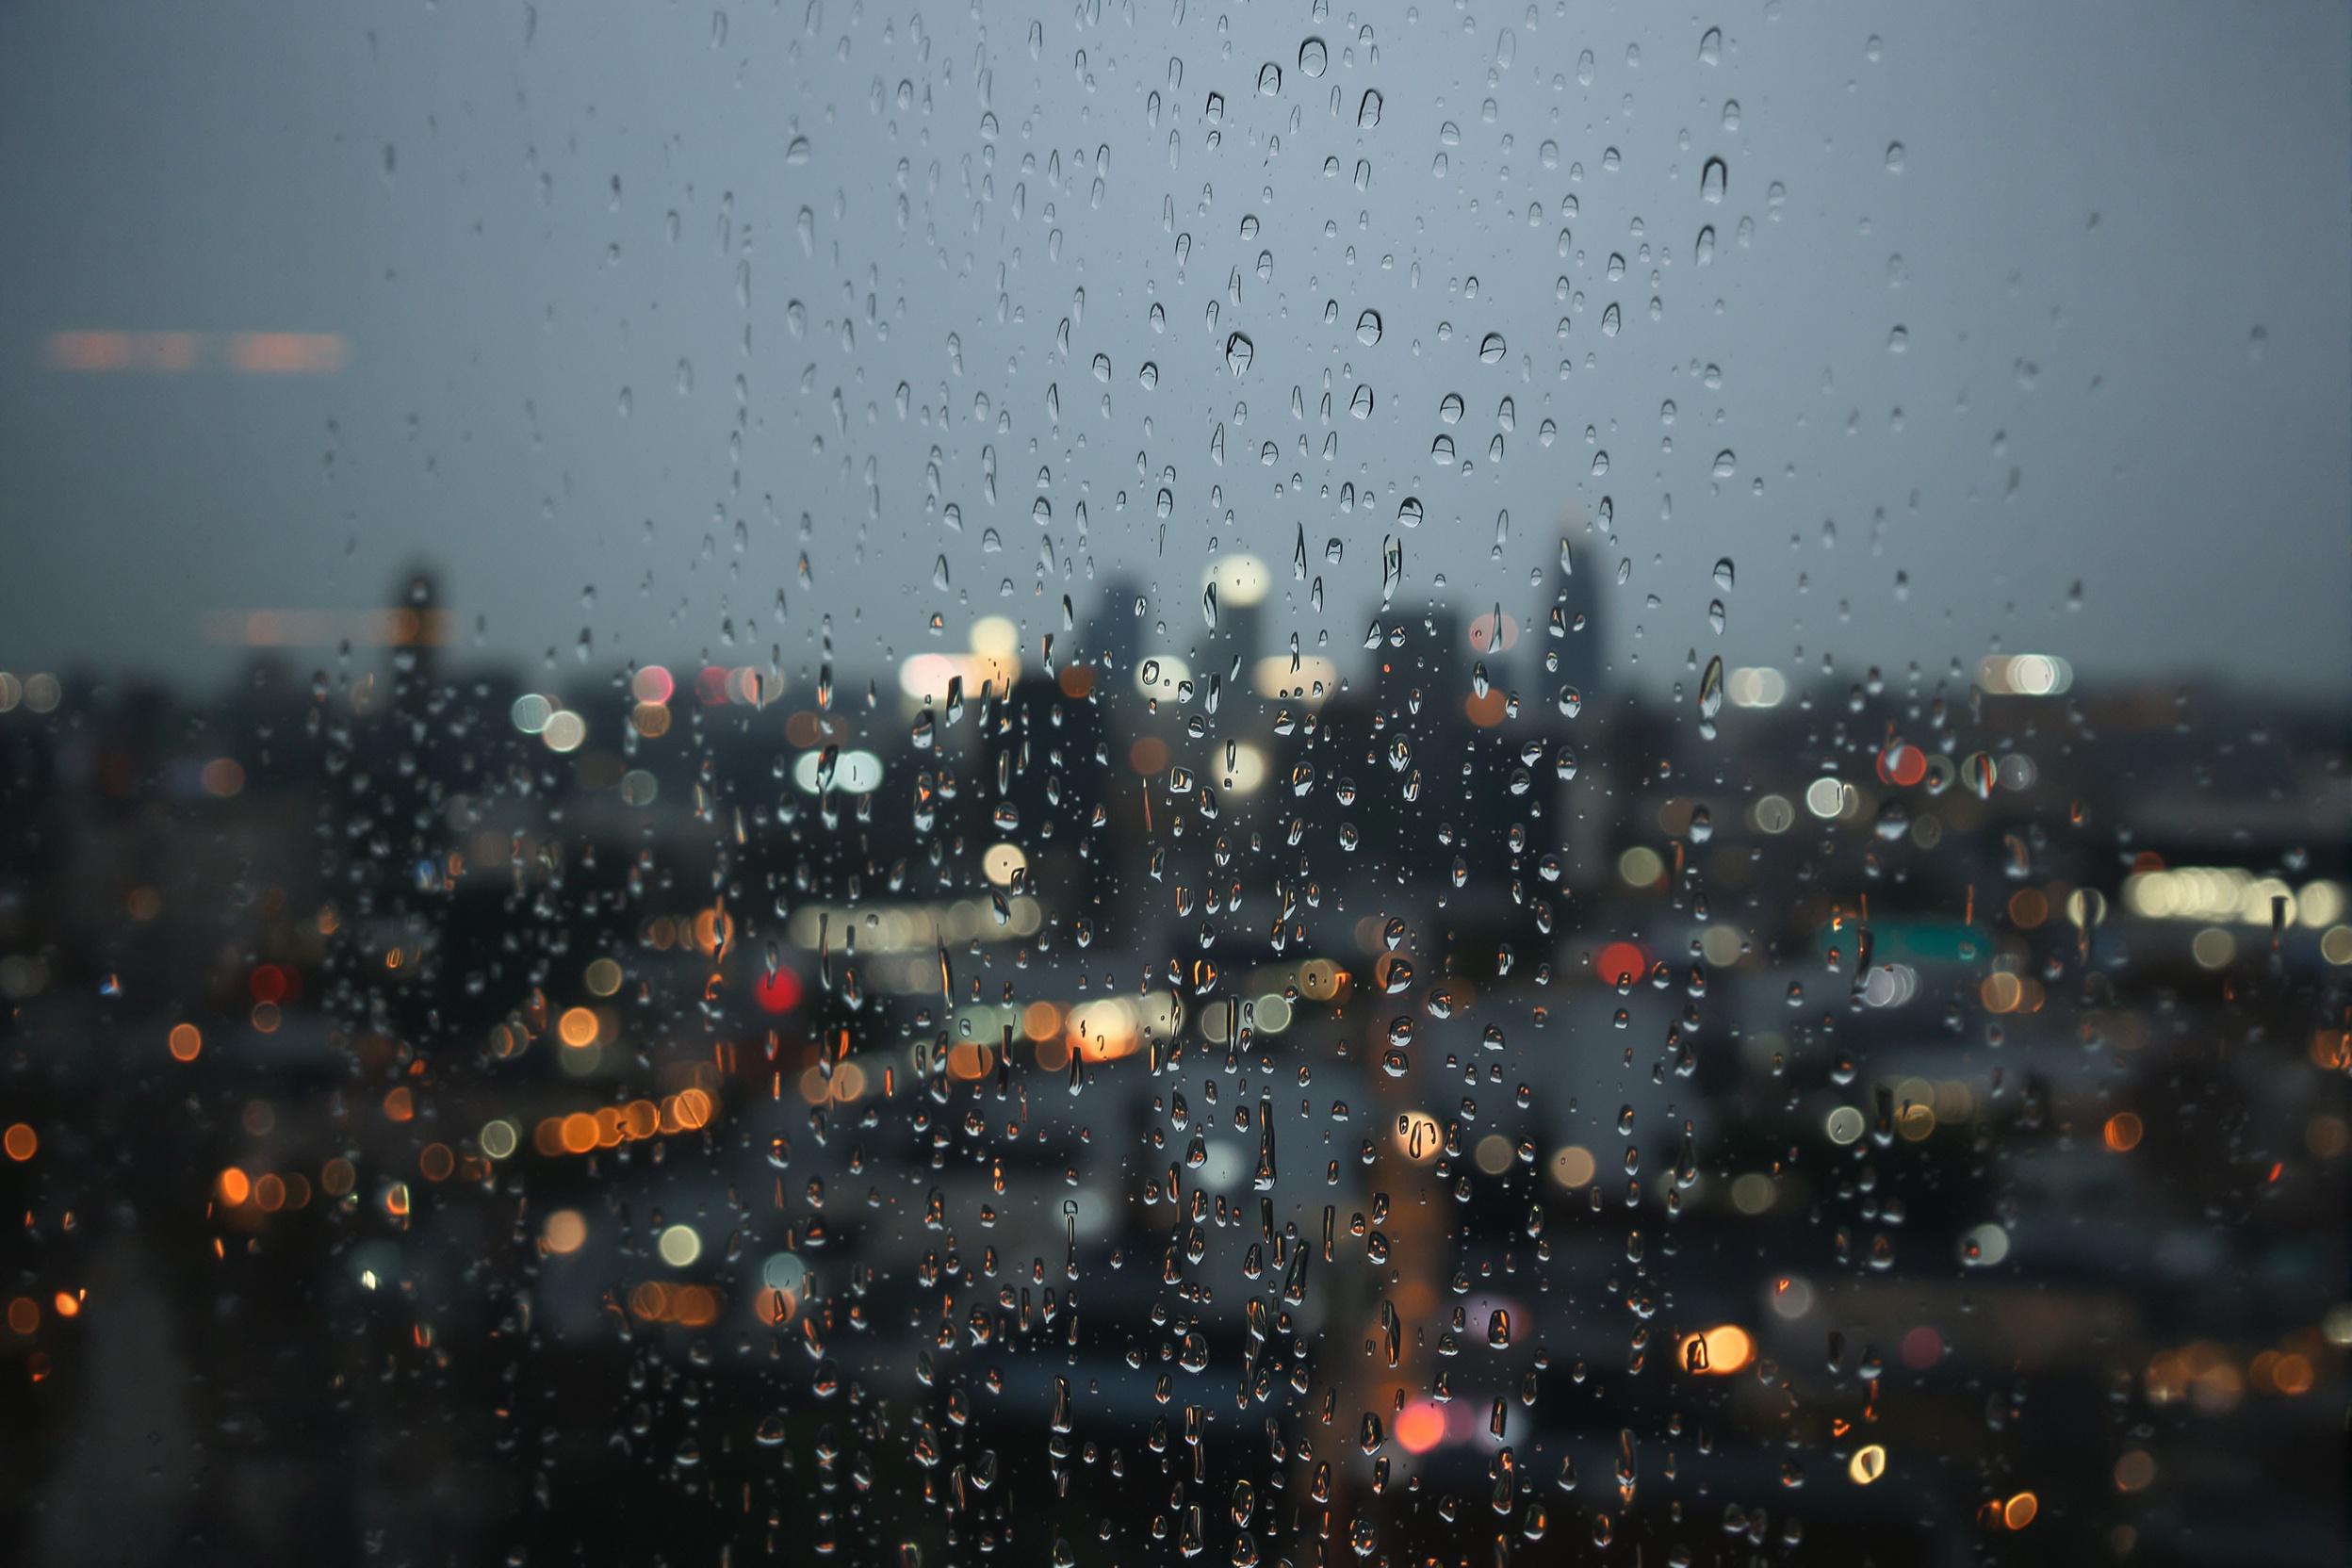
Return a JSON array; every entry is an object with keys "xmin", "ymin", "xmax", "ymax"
[
  {"xmin": 1678, "ymin": 1323, "xmax": 1755, "ymax": 1375},
  {"xmin": 1395, "ymin": 1401, "xmax": 1447, "ymax": 1454},
  {"xmin": 542, "ymin": 1210, "xmax": 588, "ymax": 1254},
  {"xmin": 1462, "ymin": 688, "xmax": 1509, "ymax": 727},
  {"xmin": 694, "ymin": 908, "xmax": 733, "ymax": 956},
  {"xmin": 225, "ymin": 332, "xmax": 346, "ymax": 374}
]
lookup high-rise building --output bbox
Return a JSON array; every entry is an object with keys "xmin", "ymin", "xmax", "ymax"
[{"xmin": 387, "ymin": 564, "xmax": 446, "ymax": 724}]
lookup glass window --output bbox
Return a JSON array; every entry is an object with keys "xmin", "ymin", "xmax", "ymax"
[{"xmin": 1, "ymin": 6, "xmax": 2345, "ymax": 1564}]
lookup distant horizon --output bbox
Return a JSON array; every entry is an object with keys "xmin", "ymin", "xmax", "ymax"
[{"xmin": 10, "ymin": 583, "xmax": 2331, "ymax": 721}]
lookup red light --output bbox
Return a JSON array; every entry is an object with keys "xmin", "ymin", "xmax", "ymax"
[
  {"xmin": 1900, "ymin": 1325, "xmax": 1942, "ymax": 1369},
  {"xmin": 1594, "ymin": 941, "xmax": 1646, "ymax": 987},
  {"xmin": 249, "ymin": 964, "xmax": 289, "ymax": 1004},
  {"xmin": 1875, "ymin": 742, "xmax": 1927, "ymax": 788},
  {"xmin": 695, "ymin": 665, "xmax": 732, "ymax": 706},
  {"xmin": 754, "ymin": 968, "xmax": 803, "ymax": 1015}
]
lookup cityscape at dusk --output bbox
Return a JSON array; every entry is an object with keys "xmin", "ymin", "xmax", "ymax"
[
  {"xmin": 3, "ymin": 2, "xmax": 2347, "ymax": 1564},
  {"xmin": 2, "ymin": 557, "xmax": 2345, "ymax": 1563}
]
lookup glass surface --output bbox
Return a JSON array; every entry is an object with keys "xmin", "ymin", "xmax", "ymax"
[{"xmin": 1, "ymin": 4, "xmax": 2346, "ymax": 1564}]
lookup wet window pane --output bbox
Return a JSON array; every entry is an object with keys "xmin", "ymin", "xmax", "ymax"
[{"xmin": 2, "ymin": 5, "xmax": 2346, "ymax": 1565}]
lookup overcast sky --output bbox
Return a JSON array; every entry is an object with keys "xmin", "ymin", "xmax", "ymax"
[{"xmin": 1, "ymin": 1, "xmax": 2344, "ymax": 700}]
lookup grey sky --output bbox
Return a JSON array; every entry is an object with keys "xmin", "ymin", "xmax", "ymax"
[{"xmin": 1, "ymin": 1, "xmax": 2344, "ymax": 699}]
